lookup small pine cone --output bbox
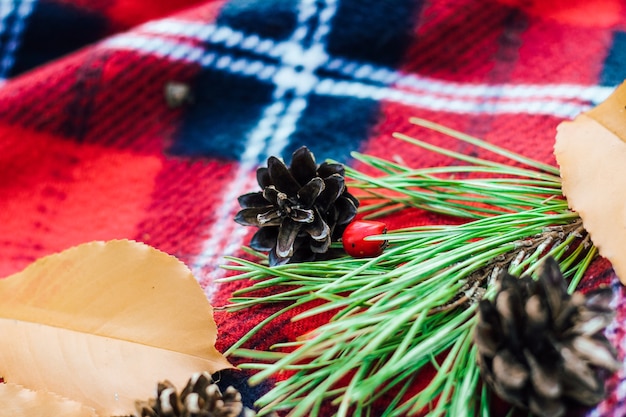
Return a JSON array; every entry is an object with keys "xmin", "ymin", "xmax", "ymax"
[
  {"xmin": 475, "ymin": 257, "xmax": 620, "ymax": 417},
  {"xmin": 235, "ymin": 146, "xmax": 359, "ymax": 266},
  {"xmin": 134, "ymin": 372, "xmax": 249, "ymax": 417}
]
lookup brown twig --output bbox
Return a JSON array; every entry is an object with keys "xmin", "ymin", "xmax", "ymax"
[{"xmin": 428, "ymin": 218, "xmax": 588, "ymax": 315}]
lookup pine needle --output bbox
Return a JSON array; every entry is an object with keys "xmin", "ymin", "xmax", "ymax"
[{"xmin": 219, "ymin": 120, "xmax": 596, "ymax": 416}]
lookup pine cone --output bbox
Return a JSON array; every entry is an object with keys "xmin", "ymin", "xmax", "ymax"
[
  {"xmin": 475, "ymin": 257, "xmax": 620, "ymax": 417},
  {"xmin": 134, "ymin": 372, "xmax": 249, "ymax": 417},
  {"xmin": 235, "ymin": 146, "xmax": 359, "ymax": 266}
]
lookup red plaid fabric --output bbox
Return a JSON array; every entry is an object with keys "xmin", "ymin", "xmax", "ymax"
[{"xmin": 1, "ymin": 0, "xmax": 626, "ymax": 414}]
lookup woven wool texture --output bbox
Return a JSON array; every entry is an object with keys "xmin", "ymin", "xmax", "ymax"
[{"xmin": 1, "ymin": 0, "xmax": 626, "ymax": 415}]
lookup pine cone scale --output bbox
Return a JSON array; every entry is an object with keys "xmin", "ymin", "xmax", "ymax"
[
  {"xmin": 238, "ymin": 192, "xmax": 268, "ymax": 208},
  {"xmin": 290, "ymin": 147, "xmax": 318, "ymax": 185},
  {"xmin": 495, "ymin": 285, "xmax": 524, "ymax": 347},
  {"xmin": 159, "ymin": 384, "xmax": 180, "ymax": 415},
  {"xmin": 250, "ymin": 227, "xmax": 277, "ymax": 251},
  {"xmin": 268, "ymin": 157, "xmax": 300, "ymax": 195},
  {"xmin": 303, "ymin": 208, "xmax": 327, "ymax": 237},
  {"xmin": 310, "ymin": 231, "xmax": 331, "ymax": 253},
  {"xmin": 234, "ymin": 207, "xmax": 272, "ymax": 226},
  {"xmin": 277, "ymin": 219, "xmax": 302, "ymax": 257},
  {"xmin": 576, "ymin": 290, "xmax": 613, "ymax": 331},
  {"xmin": 475, "ymin": 302, "xmax": 500, "ymax": 356},
  {"xmin": 492, "ymin": 350, "xmax": 528, "ymax": 389},
  {"xmin": 297, "ymin": 177, "xmax": 325, "ymax": 208},
  {"xmin": 256, "ymin": 167, "xmax": 271, "ymax": 188},
  {"xmin": 334, "ymin": 197, "xmax": 358, "ymax": 225},
  {"xmin": 289, "ymin": 208, "xmax": 315, "ymax": 223},
  {"xmin": 316, "ymin": 174, "xmax": 345, "ymax": 211},
  {"xmin": 585, "ymin": 288, "xmax": 613, "ymax": 310},
  {"xmin": 560, "ymin": 345, "xmax": 603, "ymax": 399},
  {"xmin": 571, "ymin": 314, "xmax": 611, "ymax": 335},
  {"xmin": 524, "ymin": 349, "xmax": 560, "ymax": 398},
  {"xmin": 317, "ymin": 161, "xmax": 344, "ymax": 178},
  {"xmin": 256, "ymin": 209, "xmax": 282, "ymax": 226},
  {"xmin": 539, "ymin": 260, "xmax": 567, "ymax": 317},
  {"xmin": 262, "ymin": 186, "xmax": 280, "ymax": 204},
  {"xmin": 529, "ymin": 395, "xmax": 564, "ymax": 417},
  {"xmin": 183, "ymin": 392, "xmax": 200, "ymax": 413},
  {"xmin": 571, "ymin": 335, "xmax": 620, "ymax": 371},
  {"xmin": 524, "ymin": 294, "xmax": 549, "ymax": 330}
]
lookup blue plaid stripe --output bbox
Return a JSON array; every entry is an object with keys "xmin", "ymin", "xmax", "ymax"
[
  {"xmin": 172, "ymin": 66, "xmax": 276, "ymax": 160},
  {"xmin": 217, "ymin": 0, "xmax": 298, "ymax": 42},
  {"xmin": 7, "ymin": 1, "xmax": 106, "ymax": 78},
  {"xmin": 600, "ymin": 31, "xmax": 626, "ymax": 87},
  {"xmin": 0, "ymin": 0, "xmax": 36, "ymax": 80},
  {"xmin": 326, "ymin": 0, "xmax": 420, "ymax": 67}
]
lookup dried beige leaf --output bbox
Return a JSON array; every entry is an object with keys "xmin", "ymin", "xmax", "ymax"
[
  {"xmin": 555, "ymin": 81, "xmax": 626, "ymax": 284},
  {"xmin": 0, "ymin": 240, "xmax": 232, "ymax": 416},
  {"xmin": 0, "ymin": 383, "xmax": 97, "ymax": 417}
]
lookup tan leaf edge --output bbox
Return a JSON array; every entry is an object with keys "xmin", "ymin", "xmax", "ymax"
[
  {"xmin": 0, "ymin": 240, "xmax": 233, "ymax": 416},
  {"xmin": 555, "ymin": 80, "xmax": 626, "ymax": 284},
  {"xmin": 0, "ymin": 382, "xmax": 97, "ymax": 417}
]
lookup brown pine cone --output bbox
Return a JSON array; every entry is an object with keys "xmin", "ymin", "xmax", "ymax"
[
  {"xmin": 475, "ymin": 257, "xmax": 620, "ymax": 417},
  {"xmin": 235, "ymin": 146, "xmax": 358, "ymax": 266},
  {"xmin": 133, "ymin": 372, "xmax": 250, "ymax": 417}
]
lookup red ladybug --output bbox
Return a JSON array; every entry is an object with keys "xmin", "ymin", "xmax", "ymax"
[{"xmin": 342, "ymin": 220, "xmax": 388, "ymax": 258}]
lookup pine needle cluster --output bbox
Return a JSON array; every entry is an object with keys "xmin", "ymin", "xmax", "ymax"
[{"xmin": 220, "ymin": 118, "xmax": 601, "ymax": 417}]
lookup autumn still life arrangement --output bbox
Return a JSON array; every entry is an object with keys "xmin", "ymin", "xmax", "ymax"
[{"xmin": 3, "ymin": 83, "xmax": 626, "ymax": 416}]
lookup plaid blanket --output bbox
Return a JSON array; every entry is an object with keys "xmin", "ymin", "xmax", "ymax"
[{"xmin": 1, "ymin": 0, "xmax": 625, "ymax": 415}]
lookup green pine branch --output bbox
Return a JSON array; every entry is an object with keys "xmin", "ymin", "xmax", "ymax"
[{"xmin": 219, "ymin": 119, "xmax": 596, "ymax": 417}]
